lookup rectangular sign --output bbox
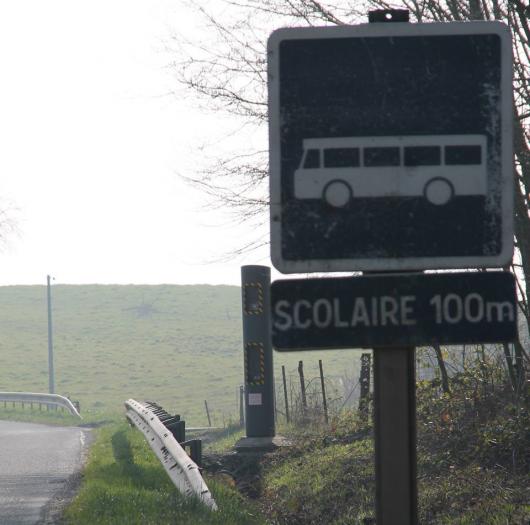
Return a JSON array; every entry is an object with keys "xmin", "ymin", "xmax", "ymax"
[
  {"xmin": 271, "ymin": 272, "xmax": 517, "ymax": 350},
  {"xmin": 248, "ymin": 393, "xmax": 263, "ymax": 406},
  {"xmin": 268, "ymin": 22, "xmax": 513, "ymax": 273}
]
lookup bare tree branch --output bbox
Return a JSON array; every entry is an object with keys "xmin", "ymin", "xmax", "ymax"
[{"xmin": 174, "ymin": 0, "xmax": 530, "ymax": 332}]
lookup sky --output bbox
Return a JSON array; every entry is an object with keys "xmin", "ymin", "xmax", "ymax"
[{"xmin": 0, "ymin": 0, "xmax": 271, "ymax": 286}]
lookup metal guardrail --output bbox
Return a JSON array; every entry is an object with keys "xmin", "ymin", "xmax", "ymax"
[
  {"xmin": 125, "ymin": 398, "xmax": 218, "ymax": 511},
  {"xmin": 0, "ymin": 392, "xmax": 82, "ymax": 418}
]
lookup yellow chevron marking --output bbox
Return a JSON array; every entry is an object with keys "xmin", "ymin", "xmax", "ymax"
[{"xmin": 243, "ymin": 283, "xmax": 264, "ymax": 315}]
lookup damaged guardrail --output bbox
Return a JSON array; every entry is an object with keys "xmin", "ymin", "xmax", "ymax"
[
  {"xmin": 0, "ymin": 392, "xmax": 82, "ymax": 418},
  {"xmin": 125, "ymin": 398, "xmax": 217, "ymax": 511}
]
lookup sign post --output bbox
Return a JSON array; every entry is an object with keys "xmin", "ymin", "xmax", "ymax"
[{"xmin": 374, "ymin": 347, "xmax": 417, "ymax": 524}]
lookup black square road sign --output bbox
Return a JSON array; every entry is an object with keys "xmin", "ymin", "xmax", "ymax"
[{"xmin": 268, "ymin": 22, "xmax": 513, "ymax": 273}]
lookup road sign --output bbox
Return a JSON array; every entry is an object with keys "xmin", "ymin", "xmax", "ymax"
[
  {"xmin": 268, "ymin": 22, "xmax": 513, "ymax": 273},
  {"xmin": 271, "ymin": 271, "xmax": 517, "ymax": 350}
]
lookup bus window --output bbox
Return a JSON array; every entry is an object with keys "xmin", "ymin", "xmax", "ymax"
[
  {"xmin": 364, "ymin": 147, "xmax": 400, "ymax": 167},
  {"xmin": 404, "ymin": 146, "xmax": 441, "ymax": 166},
  {"xmin": 324, "ymin": 148, "xmax": 360, "ymax": 168},
  {"xmin": 303, "ymin": 149, "xmax": 320, "ymax": 169},
  {"xmin": 445, "ymin": 145, "xmax": 482, "ymax": 165}
]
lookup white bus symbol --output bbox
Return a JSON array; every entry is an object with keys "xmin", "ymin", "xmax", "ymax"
[{"xmin": 294, "ymin": 135, "xmax": 487, "ymax": 207}]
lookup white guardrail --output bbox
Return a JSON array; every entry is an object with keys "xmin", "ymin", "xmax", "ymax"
[
  {"xmin": 0, "ymin": 392, "xmax": 82, "ymax": 418},
  {"xmin": 125, "ymin": 398, "xmax": 218, "ymax": 511}
]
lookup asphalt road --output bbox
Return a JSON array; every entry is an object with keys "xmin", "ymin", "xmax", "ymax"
[{"xmin": 0, "ymin": 420, "xmax": 91, "ymax": 525}]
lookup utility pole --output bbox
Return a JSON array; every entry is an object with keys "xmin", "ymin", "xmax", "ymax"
[{"xmin": 47, "ymin": 275, "xmax": 55, "ymax": 394}]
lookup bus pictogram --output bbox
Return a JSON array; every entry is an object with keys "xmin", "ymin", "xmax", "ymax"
[{"xmin": 294, "ymin": 135, "xmax": 487, "ymax": 207}]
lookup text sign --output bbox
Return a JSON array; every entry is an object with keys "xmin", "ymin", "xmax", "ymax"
[
  {"xmin": 271, "ymin": 272, "xmax": 517, "ymax": 351},
  {"xmin": 268, "ymin": 22, "xmax": 513, "ymax": 273}
]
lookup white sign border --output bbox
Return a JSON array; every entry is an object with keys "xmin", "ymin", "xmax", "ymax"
[{"xmin": 268, "ymin": 21, "xmax": 513, "ymax": 274}]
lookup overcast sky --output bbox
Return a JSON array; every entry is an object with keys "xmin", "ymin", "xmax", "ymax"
[{"xmin": 0, "ymin": 0, "xmax": 271, "ymax": 286}]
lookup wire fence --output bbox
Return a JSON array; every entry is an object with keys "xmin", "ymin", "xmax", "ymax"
[{"xmin": 201, "ymin": 343, "xmax": 524, "ymax": 428}]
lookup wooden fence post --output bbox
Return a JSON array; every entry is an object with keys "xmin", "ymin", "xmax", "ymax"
[
  {"xmin": 298, "ymin": 360, "xmax": 307, "ymax": 418},
  {"xmin": 359, "ymin": 353, "xmax": 371, "ymax": 420},
  {"xmin": 239, "ymin": 386, "xmax": 245, "ymax": 426},
  {"xmin": 204, "ymin": 400, "xmax": 212, "ymax": 427},
  {"xmin": 319, "ymin": 360, "xmax": 328, "ymax": 424},
  {"xmin": 282, "ymin": 365, "xmax": 290, "ymax": 423}
]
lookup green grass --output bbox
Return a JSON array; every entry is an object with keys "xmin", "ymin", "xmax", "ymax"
[
  {"xmin": 263, "ymin": 441, "xmax": 529, "ymax": 524},
  {"xmin": 62, "ymin": 365, "xmax": 529, "ymax": 524},
  {"xmin": 64, "ymin": 409, "xmax": 528, "ymax": 525},
  {"xmin": 0, "ymin": 405, "xmax": 109, "ymax": 426},
  {"xmin": 260, "ymin": 419, "xmax": 529, "ymax": 524},
  {"xmin": 262, "ymin": 435, "xmax": 375, "ymax": 524},
  {"xmin": 202, "ymin": 426, "xmax": 245, "ymax": 454},
  {"xmin": 419, "ymin": 465, "xmax": 530, "ymax": 524},
  {"xmin": 64, "ymin": 422, "xmax": 265, "ymax": 525},
  {"xmin": 259, "ymin": 365, "xmax": 530, "ymax": 525},
  {"xmin": 0, "ymin": 284, "xmax": 362, "ymax": 425}
]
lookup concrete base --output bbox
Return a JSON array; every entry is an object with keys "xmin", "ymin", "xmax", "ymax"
[{"xmin": 234, "ymin": 435, "xmax": 291, "ymax": 453}]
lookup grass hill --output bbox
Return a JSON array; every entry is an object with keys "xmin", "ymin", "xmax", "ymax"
[{"xmin": 0, "ymin": 284, "xmax": 362, "ymax": 424}]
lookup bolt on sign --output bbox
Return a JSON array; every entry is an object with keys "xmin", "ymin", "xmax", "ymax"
[
  {"xmin": 268, "ymin": 22, "xmax": 513, "ymax": 273},
  {"xmin": 271, "ymin": 272, "xmax": 517, "ymax": 351}
]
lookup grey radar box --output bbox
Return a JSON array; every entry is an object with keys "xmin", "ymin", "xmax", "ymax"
[{"xmin": 268, "ymin": 22, "xmax": 513, "ymax": 273}]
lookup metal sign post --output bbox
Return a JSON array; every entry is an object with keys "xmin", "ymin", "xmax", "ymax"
[{"xmin": 374, "ymin": 347, "xmax": 417, "ymax": 524}]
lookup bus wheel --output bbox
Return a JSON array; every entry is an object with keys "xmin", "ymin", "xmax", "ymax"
[
  {"xmin": 424, "ymin": 178, "xmax": 454, "ymax": 205},
  {"xmin": 323, "ymin": 180, "xmax": 351, "ymax": 208}
]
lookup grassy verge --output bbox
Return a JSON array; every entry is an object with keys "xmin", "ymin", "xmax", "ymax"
[
  {"xmin": 0, "ymin": 405, "xmax": 113, "ymax": 426},
  {"xmin": 262, "ymin": 436, "xmax": 374, "ymax": 524},
  {"xmin": 63, "ymin": 362, "xmax": 529, "ymax": 524},
  {"xmin": 64, "ymin": 422, "xmax": 265, "ymax": 525},
  {"xmin": 261, "ymin": 427, "xmax": 529, "ymax": 524},
  {"xmin": 259, "ymin": 371, "xmax": 530, "ymax": 524},
  {"xmin": 203, "ymin": 426, "xmax": 245, "ymax": 454},
  {"xmin": 419, "ymin": 464, "xmax": 529, "ymax": 524},
  {"xmin": 62, "ymin": 405, "xmax": 529, "ymax": 524},
  {"xmin": 64, "ymin": 409, "xmax": 528, "ymax": 524}
]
